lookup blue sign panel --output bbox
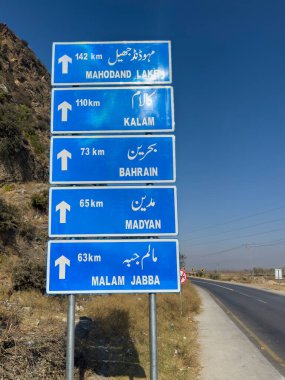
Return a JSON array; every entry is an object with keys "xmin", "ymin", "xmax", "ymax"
[
  {"xmin": 47, "ymin": 239, "xmax": 180, "ymax": 294},
  {"xmin": 51, "ymin": 86, "xmax": 174, "ymax": 134},
  {"xmin": 50, "ymin": 135, "xmax": 175, "ymax": 184},
  {"xmin": 49, "ymin": 186, "xmax": 178, "ymax": 237},
  {"xmin": 52, "ymin": 41, "xmax": 171, "ymax": 85}
]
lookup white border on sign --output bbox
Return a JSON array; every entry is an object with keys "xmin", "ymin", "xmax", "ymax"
[
  {"xmin": 48, "ymin": 185, "xmax": 178, "ymax": 237},
  {"xmin": 49, "ymin": 134, "xmax": 176, "ymax": 184},
  {"xmin": 51, "ymin": 40, "xmax": 172, "ymax": 86},
  {"xmin": 51, "ymin": 86, "xmax": 175, "ymax": 134},
  {"xmin": 46, "ymin": 239, "xmax": 180, "ymax": 294}
]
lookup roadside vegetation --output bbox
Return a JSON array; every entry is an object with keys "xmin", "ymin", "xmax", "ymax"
[
  {"xmin": 0, "ymin": 183, "xmax": 201, "ymax": 379},
  {"xmin": 198, "ymin": 269, "xmax": 285, "ymax": 292},
  {"xmin": 0, "ymin": 262, "xmax": 200, "ymax": 379}
]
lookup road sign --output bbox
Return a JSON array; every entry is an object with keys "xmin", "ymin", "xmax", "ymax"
[
  {"xmin": 180, "ymin": 269, "xmax": 187, "ymax": 284},
  {"xmin": 47, "ymin": 239, "xmax": 180, "ymax": 294},
  {"xmin": 52, "ymin": 41, "xmax": 171, "ymax": 85},
  {"xmin": 51, "ymin": 86, "xmax": 174, "ymax": 134},
  {"xmin": 275, "ymin": 269, "xmax": 283, "ymax": 280},
  {"xmin": 50, "ymin": 135, "xmax": 175, "ymax": 184},
  {"xmin": 49, "ymin": 186, "xmax": 178, "ymax": 237}
]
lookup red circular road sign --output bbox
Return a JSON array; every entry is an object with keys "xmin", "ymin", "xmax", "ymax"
[{"xmin": 180, "ymin": 269, "xmax": 187, "ymax": 284}]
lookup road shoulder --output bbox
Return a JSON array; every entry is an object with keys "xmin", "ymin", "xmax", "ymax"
[
  {"xmin": 192, "ymin": 276, "xmax": 285, "ymax": 296},
  {"xmin": 195, "ymin": 286, "xmax": 284, "ymax": 380}
]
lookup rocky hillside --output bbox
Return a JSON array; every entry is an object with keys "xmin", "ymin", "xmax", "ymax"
[
  {"xmin": 0, "ymin": 23, "xmax": 50, "ymax": 182},
  {"xmin": 0, "ymin": 24, "xmax": 50, "ymax": 282}
]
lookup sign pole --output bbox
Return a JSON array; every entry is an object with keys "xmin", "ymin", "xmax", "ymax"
[
  {"xmin": 180, "ymin": 287, "xmax": 183, "ymax": 316},
  {"xmin": 66, "ymin": 294, "xmax": 75, "ymax": 380},
  {"xmin": 149, "ymin": 293, "xmax": 158, "ymax": 380}
]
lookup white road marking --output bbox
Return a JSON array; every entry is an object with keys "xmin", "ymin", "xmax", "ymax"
[{"xmin": 193, "ymin": 280, "xmax": 267, "ymax": 304}]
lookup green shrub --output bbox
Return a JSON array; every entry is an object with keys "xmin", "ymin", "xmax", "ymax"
[
  {"xmin": 0, "ymin": 100, "xmax": 48, "ymax": 182},
  {"xmin": 31, "ymin": 190, "xmax": 48, "ymax": 213},
  {"xmin": 24, "ymin": 129, "xmax": 46, "ymax": 156},
  {"xmin": 18, "ymin": 104, "xmax": 31, "ymax": 121},
  {"xmin": 12, "ymin": 259, "xmax": 45, "ymax": 293},
  {"xmin": 0, "ymin": 90, "xmax": 7, "ymax": 103},
  {"xmin": 19, "ymin": 224, "xmax": 36, "ymax": 242},
  {"xmin": 0, "ymin": 118, "xmax": 23, "ymax": 158},
  {"xmin": 2, "ymin": 183, "xmax": 14, "ymax": 192},
  {"xmin": 0, "ymin": 198, "xmax": 19, "ymax": 245},
  {"xmin": 208, "ymin": 272, "xmax": 221, "ymax": 280}
]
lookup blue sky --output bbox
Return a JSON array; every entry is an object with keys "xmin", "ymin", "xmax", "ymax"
[{"xmin": 1, "ymin": 0, "xmax": 285, "ymax": 269}]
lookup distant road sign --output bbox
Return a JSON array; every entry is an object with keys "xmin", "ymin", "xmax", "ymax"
[
  {"xmin": 52, "ymin": 41, "xmax": 171, "ymax": 85},
  {"xmin": 180, "ymin": 269, "xmax": 187, "ymax": 284},
  {"xmin": 51, "ymin": 86, "xmax": 174, "ymax": 134},
  {"xmin": 49, "ymin": 186, "xmax": 178, "ymax": 237},
  {"xmin": 50, "ymin": 135, "xmax": 175, "ymax": 184},
  {"xmin": 275, "ymin": 269, "xmax": 283, "ymax": 280},
  {"xmin": 47, "ymin": 239, "xmax": 180, "ymax": 294}
]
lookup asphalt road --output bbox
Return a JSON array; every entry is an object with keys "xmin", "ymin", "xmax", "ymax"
[{"xmin": 191, "ymin": 278, "xmax": 285, "ymax": 374}]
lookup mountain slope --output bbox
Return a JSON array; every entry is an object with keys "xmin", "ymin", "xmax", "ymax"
[{"xmin": 0, "ymin": 23, "xmax": 50, "ymax": 182}]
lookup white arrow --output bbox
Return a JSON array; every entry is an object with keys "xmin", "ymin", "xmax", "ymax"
[
  {"xmin": 58, "ymin": 54, "xmax": 72, "ymax": 74},
  {"xmin": 57, "ymin": 149, "xmax": 72, "ymax": 171},
  {"xmin": 58, "ymin": 101, "xmax": 72, "ymax": 122},
  {"xmin": 56, "ymin": 201, "xmax": 71, "ymax": 224},
  {"xmin": 55, "ymin": 255, "xmax": 70, "ymax": 280}
]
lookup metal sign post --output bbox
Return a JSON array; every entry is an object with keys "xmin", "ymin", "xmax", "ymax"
[
  {"xmin": 149, "ymin": 293, "xmax": 158, "ymax": 380},
  {"xmin": 180, "ymin": 270, "xmax": 187, "ymax": 316},
  {"xmin": 180, "ymin": 288, "xmax": 183, "ymax": 317},
  {"xmin": 66, "ymin": 294, "xmax": 75, "ymax": 380}
]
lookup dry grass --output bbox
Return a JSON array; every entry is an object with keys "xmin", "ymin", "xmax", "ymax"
[
  {"xmin": 0, "ymin": 290, "xmax": 66, "ymax": 379},
  {"xmin": 0, "ymin": 282, "xmax": 201, "ymax": 379},
  {"xmin": 0, "ymin": 181, "xmax": 48, "ymax": 236},
  {"xmin": 75, "ymin": 282, "xmax": 200, "ymax": 379},
  {"xmin": 0, "ymin": 255, "xmax": 66, "ymax": 378},
  {"xmin": 156, "ymin": 284, "xmax": 200, "ymax": 379}
]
